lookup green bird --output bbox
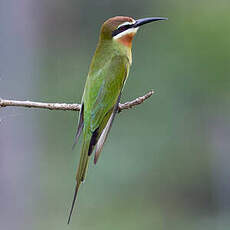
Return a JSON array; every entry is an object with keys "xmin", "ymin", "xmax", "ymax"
[{"xmin": 68, "ymin": 16, "xmax": 167, "ymax": 223}]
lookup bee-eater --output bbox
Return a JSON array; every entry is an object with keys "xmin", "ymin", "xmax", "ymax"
[{"xmin": 68, "ymin": 16, "xmax": 167, "ymax": 223}]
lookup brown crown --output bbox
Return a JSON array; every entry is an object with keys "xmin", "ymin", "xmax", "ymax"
[{"xmin": 100, "ymin": 16, "xmax": 135, "ymax": 39}]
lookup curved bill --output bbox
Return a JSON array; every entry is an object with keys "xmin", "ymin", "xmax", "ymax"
[{"xmin": 133, "ymin": 17, "xmax": 168, "ymax": 28}]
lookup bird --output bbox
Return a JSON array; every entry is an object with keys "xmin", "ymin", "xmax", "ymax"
[{"xmin": 68, "ymin": 16, "xmax": 167, "ymax": 224}]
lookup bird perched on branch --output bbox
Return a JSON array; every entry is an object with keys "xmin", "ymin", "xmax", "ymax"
[{"xmin": 68, "ymin": 16, "xmax": 167, "ymax": 223}]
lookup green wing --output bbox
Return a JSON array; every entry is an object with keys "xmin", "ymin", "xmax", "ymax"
[
  {"xmin": 83, "ymin": 55, "xmax": 129, "ymax": 157},
  {"xmin": 85, "ymin": 55, "xmax": 129, "ymax": 130}
]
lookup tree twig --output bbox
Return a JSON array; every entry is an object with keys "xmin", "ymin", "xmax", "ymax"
[
  {"xmin": 0, "ymin": 90, "xmax": 154, "ymax": 112},
  {"xmin": 117, "ymin": 90, "xmax": 154, "ymax": 112}
]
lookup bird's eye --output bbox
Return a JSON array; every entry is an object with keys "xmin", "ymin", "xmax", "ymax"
[
  {"xmin": 112, "ymin": 24, "xmax": 132, "ymax": 37},
  {"xmin": 119, "ymin": 25, "xmax": 131, "ymax": 32}
]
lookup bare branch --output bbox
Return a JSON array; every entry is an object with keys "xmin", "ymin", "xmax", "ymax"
[
  {"xmin": 118, "ymin": 90, "xmax": 154, "ymax": 112},
  {"xmin": 0, "ymin": 99, "xmax": 81, "ymax": 111},
  {"xmin": 0, "ymin": 90, "xmax": 154, "ymax": 113}
]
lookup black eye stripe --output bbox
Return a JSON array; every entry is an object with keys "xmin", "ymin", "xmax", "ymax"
[{"xmin": 112, "ymin": 24, "xmax": 133, "ymax": 37}]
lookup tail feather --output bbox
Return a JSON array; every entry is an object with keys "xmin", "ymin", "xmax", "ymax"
[
  {"xmin": 72, "ymin": 103, "xmax": 84, "ymax": 150},
  {"xmin": 67, "ymin": 180, "xmax": 80, "ymax": 224},
  {"xmin": 94, "ymin": 110, "xmax": 116, "ymax": 164},
  {"xmin": 67, "ymin": 133, "xmax": 91, "ymax": 224},
  {"xmin": 77, "ymin": 134, "xmax": 91, "ymax": 182}
]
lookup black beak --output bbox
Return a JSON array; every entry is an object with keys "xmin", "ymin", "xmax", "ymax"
[{"xmin": 133, "ymin": 17, "xmax": 168, "ymax": 28}]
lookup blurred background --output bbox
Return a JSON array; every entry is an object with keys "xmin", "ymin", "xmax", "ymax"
[{"xmin": 1, "ymin": 0, "xmax": 230, "ymax": 229}]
